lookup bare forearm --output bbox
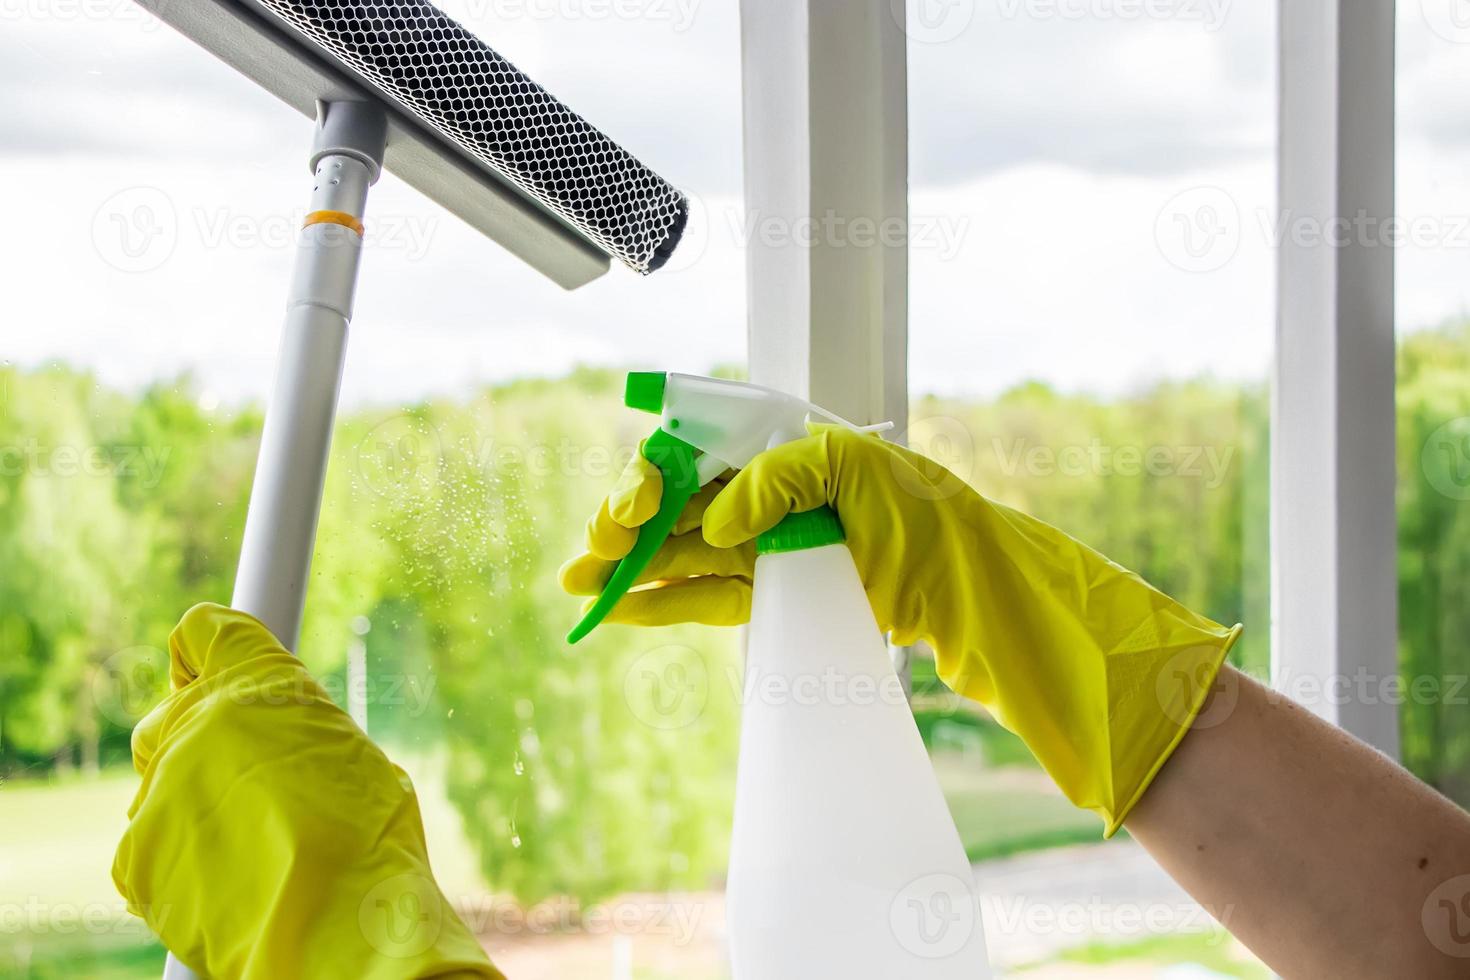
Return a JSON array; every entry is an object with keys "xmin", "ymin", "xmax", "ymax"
[{"xmin": 1125, "ymin": 666, "xmax": 1470, "ymax": 978}]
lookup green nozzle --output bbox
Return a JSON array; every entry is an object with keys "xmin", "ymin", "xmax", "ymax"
[
  {"xmin": 567, "ymin": 425, "xmax": 700, "ymax": 645},
  {"xmin": 625, "ymin": 372, "xmax": 667, "ymax": 414}
]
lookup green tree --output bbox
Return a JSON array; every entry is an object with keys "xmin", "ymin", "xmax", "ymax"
[
  {"xmin": 1397, "ymin": 324, "xmax": 1470, "ymax": 806},
  {"xmin": 0, "ymin": 367, "xmax": 146, "ymax": 772}
]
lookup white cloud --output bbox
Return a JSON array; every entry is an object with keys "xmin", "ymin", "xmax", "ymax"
[{"xmin": 2, "ymin": 2, "xmax": 1468, "ymax": 409}]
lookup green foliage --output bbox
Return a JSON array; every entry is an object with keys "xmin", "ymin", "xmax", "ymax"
[
  {"xmin": 911, "ymin": 376, "xmax": 1271, "ymax": 676},
  {"xmin": 1397, "ymin": 322, "xmax": 1470, "ymax": 805},
  {"xmin": 1040, "ymin": 932, "xmax": 1270, "ymax": 979},
  {"xmin": 2, "ymin": 324, "xmax": 1468, "ymax": 901}
]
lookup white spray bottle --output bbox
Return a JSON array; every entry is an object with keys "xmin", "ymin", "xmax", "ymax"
[{"xmin": 569, "ymin": 373, "xmax": 992, "ymax": 979}]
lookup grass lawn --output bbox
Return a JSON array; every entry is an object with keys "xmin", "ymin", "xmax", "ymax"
[
  {"xmin": 1, "ymin": 748, "xmax": 1125, "ymax": 978},
  {"xmin": 0, "ymin": 753, "xmax": 484, "ymax": 978},
  {"xmin": 0, "ymin": 770, "xmax": 164, "ymax": 978},
  {"xmin": 1018, "ymin": 931, "xmax": 1272, "ymax": 979},
  {"xmin": 931, "ymin": 751, "xmax": 1106, "ymax": 862}
]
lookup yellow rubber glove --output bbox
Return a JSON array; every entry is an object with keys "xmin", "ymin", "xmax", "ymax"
[
  {"xmin": 561, "ymin": 427, "xmax": 1242, "ymax": 835},
  {"xmin": 113, "ymin": 603, "xmax": 503, "ymax": 980}
]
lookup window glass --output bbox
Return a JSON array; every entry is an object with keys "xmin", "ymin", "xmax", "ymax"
[
  {"xmin": 1396, "ymin": 3, "xmax": 1470, "ymax": 809},
  {"xmin": 0, "ymin": 5, "xmax": 745, "ymax": 976},
  {"xmin": 904, "ymin": 3, "xmax": 1273, "ymax": 973}
]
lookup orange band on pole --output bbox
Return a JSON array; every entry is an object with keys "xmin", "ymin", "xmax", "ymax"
[{"xmin": 302, "ymin": 210, "xmax": 365, "ymax": 236}]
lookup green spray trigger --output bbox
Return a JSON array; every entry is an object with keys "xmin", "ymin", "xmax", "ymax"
[
  {"xmin": 567, "ymin": 378, "xmax": 700, "ymax": 644},
  {"xmin": 567, "ymin": 372, "xmax": 892, "ymax": 644}
]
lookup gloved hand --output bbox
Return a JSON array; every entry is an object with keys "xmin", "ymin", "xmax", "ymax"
[
  {"xmin": 561, "ymin": 427, "xmax": 1241, "ymax": 835},
  {"xmin": 113, "ymin": 603, "xmax": 503, "ymax": 980}
]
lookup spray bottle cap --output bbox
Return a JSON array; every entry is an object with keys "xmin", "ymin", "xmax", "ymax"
[
  {"xmin": 566, "ymin": 372, "xmax": 891, "ymax": 644},
  {"xmin": 624, "ymin": 372, "xmax": 667, "ymax": 414}
]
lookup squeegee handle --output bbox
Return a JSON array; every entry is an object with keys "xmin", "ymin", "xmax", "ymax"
[{"xmin": 566, "ymin": 427, "xmax": 700, "ymax": 643}]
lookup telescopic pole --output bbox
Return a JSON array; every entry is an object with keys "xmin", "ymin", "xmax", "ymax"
[{"xmin": 160, "ymin": 98, "xmax": 387, "ymax": 980}]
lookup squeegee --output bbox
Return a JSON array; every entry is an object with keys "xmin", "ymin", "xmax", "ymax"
[{"xmin": 129, "ymin": 0, "xmax": 688, "ymax": 973}]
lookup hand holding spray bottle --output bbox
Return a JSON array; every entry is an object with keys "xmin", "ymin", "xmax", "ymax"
[{"xmin": 570, "ymin": 373, "xmax": 993, "ymax": 979}]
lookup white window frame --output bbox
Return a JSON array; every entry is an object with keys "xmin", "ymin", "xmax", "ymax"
[
  {"xmin": 738, "ymin": 0, "xmax": 911, "ymax": 683},
  {"xmin": 1274, "ymin": 1, "xmax": 1398, "ymax": 757},
  {"xmin": 738, "ymin": 0, "xmax": 1401, "ymax": 755},
  {"xmin": 738, "ymin": 0, "xmax": 908, "ymax": 429}
]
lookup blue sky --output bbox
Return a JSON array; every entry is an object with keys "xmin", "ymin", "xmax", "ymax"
[{"xmin": 2, "ymin": 0, "xmax": 1467, "ymax": 407}]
